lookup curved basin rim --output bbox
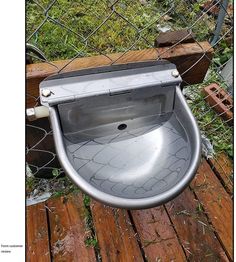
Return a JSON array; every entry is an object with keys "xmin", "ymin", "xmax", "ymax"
[{"xmin": 49, "ymin": 87, "xmax": 201, "ymax": 209}]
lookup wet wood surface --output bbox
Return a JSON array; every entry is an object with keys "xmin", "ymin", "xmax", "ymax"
[
  {"xmin": 208, "ymin": 153, "xmax": 233, "ymax": 194},
  {"xmin": 27, "ymin": 203, "xmax": 51, "ymax": 262},
  {"xmin": 46, "ymin": 193, "xmax": 96, "ymax": 262},
  {"xmin": 130, "ymin": 206, "xmax": 186, "ymax": 261},
  {"xmin": 91, "ymin": 201, "xmax": 143, "ymax": 262},
  {"xmin": 165, "ymin": 187, "xmax": 229, "ymax": 261},
  {"xmin": 27, "ymin": 158, "xmax": 232, "ymax": 261},
  {"xmin": 190, "ymin": 159, "xmax": 233, "ymax": 260}
]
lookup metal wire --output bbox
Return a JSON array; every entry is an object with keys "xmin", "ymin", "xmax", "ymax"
[{"xmin": 26, "ymin": 0, "xmax": 233, "ymax": 179}]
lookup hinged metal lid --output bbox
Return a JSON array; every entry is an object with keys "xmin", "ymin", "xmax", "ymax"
[{"xmin": 40, "ymin": 60, "xmax": 181, "ymax": 106}]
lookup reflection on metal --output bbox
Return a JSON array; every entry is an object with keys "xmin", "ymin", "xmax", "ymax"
[{"xmin": 40, "ymin": 60, "xmax": 201, "ymax": 209}]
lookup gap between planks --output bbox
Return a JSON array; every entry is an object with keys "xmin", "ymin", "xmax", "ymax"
[
  {"xmin": 189, "ymin": 158, "xmax": 233, "ymax": 260},
  {"xmin": 207, "ymin": 153, "xmax": 233, "ymax": 195},
  {"xmin": 27, "ymin": 203, "xmax": 51, "ymax": 262}
]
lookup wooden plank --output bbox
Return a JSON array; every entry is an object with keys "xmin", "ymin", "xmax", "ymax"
[
  {"xmin": 208, "ymin": 153, "xmax": 233, "ymax": 194},
  {"xmin": 130, "ymin": 206, "xmax": 186, "ymax": 261},
  {"xmin": 190, "ymin": 159, "xmax": 233, "ymax": 260},
  {"xmin": 26, "ymin": 41, "xmax": 213, "ymax": 108},
  {"xmin": 27, "ymin": 203, "xmax": 51, "ymax": 262},
  {"xmin": 46, "ymin": 193, "xmax": 96, "ymax": 262},
  {"xmin": 91, "ymin": 201, "xmax": 143, "ymax": 262},
  {"xmin": 155, "ymin": 29, "xmax": 195, "ymax": 47},
  {"xmin": 165, "ymin": 187, "xmax": 229, "ymax": 261}
]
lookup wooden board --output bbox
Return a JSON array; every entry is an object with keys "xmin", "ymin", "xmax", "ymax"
[
  {"xmin": 91, "ymin": 201, "xmax": 143, "ymax": 262},
  {"xmin": 46, "ymin": 193, "xmax": 96, "ymax": 262},
  {"xmin": 26, "ymin": 41, "xmax": 213, "ymax": 108},
  {"xmin": 190, "ymin": 159, "xmax": 233, "ymax": 260},
  {"xmin": 165, "ymin": 187, "xmax": 229, "ymax": 261},
  {"xmin": 155, "ymin": 29, "xmax": 195, "ymax": 47},
  {"xmin": 208, "ymin": 153, "xmax": 233, "ymax": 194},
  {"xmin": 130, "ymin": 206, "xmax": 186, "ymax": 261},
  {"xmin": 27, "ymin": 203, "xmax": 51, "ymax": 262}
]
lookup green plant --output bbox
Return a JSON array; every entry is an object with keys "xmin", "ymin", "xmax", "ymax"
[
  {"xmin": 26, "ymin": 177, "xmax": 36, "ymax": 193},
  {"xmin": 196, "ymin": 202, "xmax": 204, "ymax": 213},
  {"xmin": 83, "ymin": 195, "xmax": 91, "ymax": 207},
  {"xmin": 52, "ymin": 168, "xmax": 60, "ymax": 177},
  {"xmin": 84, "ymin": 236, "xmax": 98, "ymax": 248}
]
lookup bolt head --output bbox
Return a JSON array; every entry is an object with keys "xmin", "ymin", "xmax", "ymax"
[
  {"xmin": 171, "ymin": 69, "xmax": 179, "ymax": 78},
  {"xmin": 41, "ymin": 89, "xmax": 51, "ymax": 97}
]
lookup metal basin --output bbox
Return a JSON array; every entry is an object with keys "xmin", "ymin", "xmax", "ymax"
[{"xmin": 40, "ymin": 61, "xmax": 201, "ymax": 209}]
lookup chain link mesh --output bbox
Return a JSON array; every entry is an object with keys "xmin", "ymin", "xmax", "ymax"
[{"xmin": 26, "ymin": 0, "xmax": 233, "ymax": 186}]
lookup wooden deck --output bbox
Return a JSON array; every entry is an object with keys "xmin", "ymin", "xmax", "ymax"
[{"xmin": 27, "ymin": 156, "xmax": 233, "ymax": 262}]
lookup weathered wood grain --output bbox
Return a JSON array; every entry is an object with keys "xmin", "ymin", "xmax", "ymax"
[
  {"xmin": 91, "ymin": 201, "xmax": 143, "ymax": 262},
  {"xmin": 165, "ymin": 187, "xmax": 229, "ymax": 261},
  {"xmin": 46, "ymin": 193, "xmax": 96, "ymax": 262},
  {"xmin": 130, "ymin": 206, "xmax": 186, "ymax": 261},
  {"xmin": 190, "ymin": 159, "xmax": 233, "ymax": 260},
  {"xmin": 155, "ymin": 29, "xmax": 195, "ymax": 47},
  {"xmin": 208, "ymin": 153, "xmax": 233, "ymax": 194},
  {"xmin": 27, "ymin": 203, "xmax": 51, "ymax": 262}
]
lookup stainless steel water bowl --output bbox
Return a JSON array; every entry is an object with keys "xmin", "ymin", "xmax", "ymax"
[{"xmin": 40, "ymin": 61, "xmax": 201, "ymax": 209}]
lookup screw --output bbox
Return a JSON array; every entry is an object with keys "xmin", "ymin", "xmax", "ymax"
[
  {"xmin": 171, "ymin": 69, "xmax": 179, "ymax": 78},
  {"xmin": 41, "ymin": 89, "xmax": 51, "ymax": 97}
]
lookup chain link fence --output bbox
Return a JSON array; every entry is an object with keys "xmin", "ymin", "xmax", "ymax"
[{"xmin": 26, "ymin": 0, "xmax": 233, "ymax": 194}]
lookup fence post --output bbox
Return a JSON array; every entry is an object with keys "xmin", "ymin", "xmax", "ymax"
[{"xmin": 211, "ymin": 0, "xmax": 229, "ymax": 45}]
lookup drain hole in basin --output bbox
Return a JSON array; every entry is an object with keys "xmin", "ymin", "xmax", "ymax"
[{"xmin": 118, "ymin": 123, "xmax": 127, "ymax": 130}]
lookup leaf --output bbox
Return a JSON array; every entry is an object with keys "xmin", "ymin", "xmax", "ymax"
[{"xmin": 52, "ymin": 168, "xmax": 59, "ymax": 177}]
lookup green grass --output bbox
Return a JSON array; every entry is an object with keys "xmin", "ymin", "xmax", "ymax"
[
  {"xmin": 26, "ymin": 174, "xmax": 80, "ymax": 197},
  {"xmin": 84, "ymin": 236, "xmax": 98, "ymax": 248},
  {"xmin": 26, "ymin": 176, "xmax": 37, "ymax": 194},
  {"xmin": 27, "ymin": 0, "xmax": 164, "ymax": 60},
  {"xmin": 82, "ymin": 194, "xmax": 100, "ymax": 252},
  {"xmin": 26, "ymin": 0, "xmax": 223, "ymax": 61},
  {"xmin": 83, "ymin": 194, "xmax": 91, "ymax": 208}
]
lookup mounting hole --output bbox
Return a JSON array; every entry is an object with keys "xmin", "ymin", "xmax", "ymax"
[{"xmin": 118, "ymin": 123, "xmax": 127, "ymax": 130}]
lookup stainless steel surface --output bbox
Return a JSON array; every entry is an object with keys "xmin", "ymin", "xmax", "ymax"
[
  {"xmin": 40, "ymin": 61, "xmax": 181, "ymax": 106},
  {"xmin": 40, "ymin": 61, "xmax": 201, "ymax": 209}
]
